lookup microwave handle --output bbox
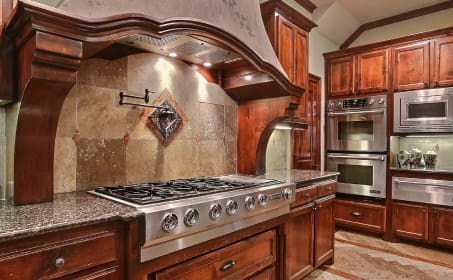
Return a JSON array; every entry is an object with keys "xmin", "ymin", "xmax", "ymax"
[
  {"xmin": 394, "ymin": 179, "xmax": 453, "ymax": 189},
  {"xmin": 328, "ymin": 109, "xmax": 385, "ymax": 116},
  {"xmin": 327, "ymin": 154, "xmax": 385, "ymax": 161}
]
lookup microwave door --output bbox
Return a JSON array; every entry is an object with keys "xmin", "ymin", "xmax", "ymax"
[{"xmin": 401, "ymin": 98, "xmax": 450, "ymax": 126}]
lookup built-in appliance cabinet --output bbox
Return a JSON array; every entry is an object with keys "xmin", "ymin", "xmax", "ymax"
[
  {"xmin": 326, "ymin": 48, "xmax": 389, "ymax": 97},
  {"xmin": 154, "ymin": 229, "xmax": 277, "ymax": 280},
  {"xmin": 392, "ymin": 201, "xmax": 453, "ymax": 247},
  {"xmin": 334, "ymin": 199, "xmax": 386, "ymax": 233},
  {"xmin": 392, "ymin": 34, "xmax": 453, "ymax": 91},
  {"xmin": 261, "ymin": 0, "xmax": 316, "ymax": 90},
  {"xmin": 285, "ymin": 181, "xmax": 336, "ymax": 279},
  {"xmin": 0, "ymin": 222, "xmax": 125, "ymax": 279}
]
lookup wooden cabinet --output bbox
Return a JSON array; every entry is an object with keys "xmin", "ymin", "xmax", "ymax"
[
  {"xmin": 392, "ymin": 34, "xmax": 453, "ymax": 91},
  {"xmin": 432, "ymin": 207, "xmax": 453, "ymax": 246},
  {"xmin": 155, "ymin": 230, "xmax": 277, "ymax": 280},
  {"xmin": 0, "ymin": 222, "xmax": 125, "ymax": 279},
  {"xmin": 293, "ymin": 74, "xmax": 321, "ymax": 170},
  {"xmin": 285, "ymin": 181, "xmax": 336, "ymax": 279},
  {"xmin": 327, "ymin": 56, "xmax": 354, "ymax": 97},
  {"xmin": 326, "ymin": 48, "xmax": 388, "ymax": 97},
  {"xmin": 261, "ymin": 0, "xmax": 316, "ymax": 90},
  {"xmin": 334, "ymin": 199, "xmax": 386, "ymax": 233},
  {"xmin": 433, "ymin": 36, "xmax": 453, "ymax": 87},
  {"xmin": 392, "ymin": 41, "xmax": 430, "ymax": 91},
  {"xmin": 314, "ymin": 196, "xmax": 335, "ymax": 268},
  {"xmin": 392, "ymin": 202, "xmax": 429, "ymax": 241}
]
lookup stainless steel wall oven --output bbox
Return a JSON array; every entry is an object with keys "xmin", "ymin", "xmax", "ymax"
[{"xmin": 327, "ymin": 95, "xmax": 387, "ymax": 199}]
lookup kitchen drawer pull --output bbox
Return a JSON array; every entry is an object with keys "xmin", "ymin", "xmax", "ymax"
[
  {"xmin": 304, "ymin": 193, "xmax": 311, "ymax": 197},
  {"xmin": 55, "ymin": 257, "xmax": 65, "ymax": 268},
  {"xmin": 326, "ymin": 186, "xmax": 332, "ymax": 190},
  {"xmin": 220, "ymin": 260, "xmax": 237, "ymax": 272},
  {"xmin": 351, "ymin": 212, "xmax": 361, "ymax": 217}
]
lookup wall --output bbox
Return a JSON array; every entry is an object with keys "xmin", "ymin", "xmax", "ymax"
[
  {"xmin": 54, "ymin": 53, "xmax": 237, "ymax": 193},
  {"xmin": 266, "ymin": 130, "xmax": 291, "ymax": 171},
  {"xmin": 351, "ymin": 8, "xmax": 453, "ymax": 47},
  {"xmin": 0, "ymin": 108, "xmax": 5, "ymax": 199}
]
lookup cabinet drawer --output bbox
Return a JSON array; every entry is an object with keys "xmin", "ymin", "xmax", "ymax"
[
  {"xmin": 334, "ymin": 199, "xmax": 386, "ymax": 233},
  {"xmin": 0, "ymin": 228, "xmax": 119, "ymax": 279},
  {"xmin": 317, "ymin": 182, "xmax": 336, "ymax": 197},
  {"xmin": 292, "ymin": 186, "xmax": 318, "ymax": 207},
  {"xmin": 155, "ymin": 230, "xmax": 276, "ymax": 280}
]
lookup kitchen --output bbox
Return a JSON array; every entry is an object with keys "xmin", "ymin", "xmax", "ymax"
[{"xmin": 0, "ymin": 0, "xmax": 452, "ymax": 279}]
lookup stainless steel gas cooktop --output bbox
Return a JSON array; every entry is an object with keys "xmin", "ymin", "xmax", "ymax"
[{"xmin": 89, "ymin": 174, "xmax": 295, "ymax": 262}]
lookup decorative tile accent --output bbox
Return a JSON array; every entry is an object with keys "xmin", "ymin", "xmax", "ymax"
[{"xmin": 141, "ymin": 89, "xmax": 187, "ymax": 146}]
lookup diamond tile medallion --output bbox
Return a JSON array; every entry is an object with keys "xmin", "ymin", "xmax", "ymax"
[{"xmin": 141, "ymin": 89, "xmax": 187, "ymax": 146}]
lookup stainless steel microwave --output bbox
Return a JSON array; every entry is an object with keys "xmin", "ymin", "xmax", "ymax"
[{"xmin": 394, "ymin": 87, "xmax": 453, "ymax": 133}]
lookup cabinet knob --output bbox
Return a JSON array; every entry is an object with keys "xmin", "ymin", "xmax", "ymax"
[
  {"xmin": 220, "ymin": 260, "xmax": 237, "ymax": 272},
  {"xmin": 351, "ymin": 212, "xmax": 361, "ymax": 217},
  {"xmin": 434, "ymin": 80, "xmax": 439, "ymax": 86},
  {"xmin": 304, "ymin": 193, "xmax": 311, "ymax": 198},
  {"xmin": 55, "ymin": 257, "xmax": 65, "ymax": 268},
  {"xmin": 423, "ymin": 81, "xmax": 428, "ymax": 87},
  {"xmin": 422, "ymin": 209, "xmax": 426, "ymax": 213},
  {"xmin": 326, "ymin": 186, "xmax": 332, "ymax": 190}
]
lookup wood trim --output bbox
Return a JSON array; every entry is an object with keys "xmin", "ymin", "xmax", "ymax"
[
  {"xmin": 340, "ymin": 1, "xmax": 453, "ymax": 49},
  {"xmin": 260, "ymin": 0, "xmax": 317, "ymax": 32},
  {"xmin": 1, "ymin": 0, "xmax": 13, "ymax": 25},
  {"xmin": 294, "ymin": 0, "xmax": 317, "ymax": 13}
]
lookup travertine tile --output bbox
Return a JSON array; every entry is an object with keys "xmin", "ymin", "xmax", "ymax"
[
  {"xmin": 198, "ymin": 140, "xmax": 226, "ymax": 176},
  {"xmin": 77, "ymin": 85, "xmax": 139, "ymax": 139},
  {"xmin": 54, "ymin": 137, "xmax": 77, "ymax": 193},
  {"xmin": 78, "ymin": 58, "xmax": 127, "ymax": 90},
  {"xmin": 198, "ymin": 102, "xmax": 224, "ymax": 141},
  {"xmin": 56, "ymin": 85, "xmax": 78, "ymax": 138},
  {"xmin": 125, "ymin": 139, "xmax": 159, "ymax": 184},
  {"xmin": 76, "ymin": 139, "xmax": 126, "ymax": 191},
  {"xmin": 224, "ymin": 140, "xmax": 237, "ymax": 174},
  {"xmin": 225, "ymin": 105, "xmax": 238, "ymax": 142},
  {"xmin": 157, "ymin": 140, "xmax": 198, "ymax": 181}
]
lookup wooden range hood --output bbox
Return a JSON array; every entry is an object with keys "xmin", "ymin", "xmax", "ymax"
[{"xmin": 0, "ymin": 0, "xmax": 304, "ymax": 205}]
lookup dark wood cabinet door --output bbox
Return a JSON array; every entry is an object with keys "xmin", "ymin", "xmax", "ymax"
[
  {"xmin": 249, "ymin": 266, "xmax": 275, "ymax": 280},
  {"xmin": 392, "ymin": 41, "xmax": 430, "ymax": 91},
  {"xmin": 433, "ymin": 207, "xmax": 453, "ymax": 247},
  {"xmin": 286, "ymin": 203, "xmax": 315, "ymax": 279},
  {"xmin": 293, "ymin": 74, "xmax": 320, "ymax": 170},
  {"xmin": 314, "ymin": 196, "xmax": 335, "ymax": 268},
  {"xmin": 277, "ymin": 15, "xmax": 295, "ymax": 82},
  {"xmin": 327, "ymin": 56, "xmax": 354, "ymax": 96},
  {"xmin": 392, "ymin": 202, "xmax": 429, "ymax": 241},
  {"xmin": 294, "ymin": 27, "xmax": 308, "ymax": 89},
  {"xmin": 356, "ymin": 48, "xmax": 388, "ymax": 94},
  {"xmin": 433, "ymin": 35, "xmax": 453, "ymax": 88}
]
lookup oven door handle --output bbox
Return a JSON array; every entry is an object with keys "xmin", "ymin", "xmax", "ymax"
[
  {"xmin": 394, "ymin": 179, "xmax": 453, "ymax": 189},
  {"xmin": 328, "ymin": 109, "xmax": 385, "ymax": 116},
  {"xmin": 327, "ymin": 154, "xmax": 385, "ymax": 161}
]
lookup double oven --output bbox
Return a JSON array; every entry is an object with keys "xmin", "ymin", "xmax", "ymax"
[{"xmin": 326, "ymin": 95, "xmax": 387, "ymax": 199}]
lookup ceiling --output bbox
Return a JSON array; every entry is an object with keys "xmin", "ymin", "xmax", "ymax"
[{"xmin": 310, "ymin": 0, "xmax": 447, "ymax": 46}]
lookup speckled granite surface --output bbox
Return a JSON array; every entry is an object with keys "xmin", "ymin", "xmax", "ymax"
[
  {"xmin": 265, "ymin": 169, "xmax": 339, "ymax": 187},
  {"xmin": 0, "ymin": 192, "xmax": 141, "ymax": 242}
]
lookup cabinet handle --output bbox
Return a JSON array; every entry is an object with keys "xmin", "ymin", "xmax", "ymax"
[
  {"xmin": 351, "ymin": 212, "xmax": 361, "ymax": 217},
  {"xmin": 423, "ymin": 81, "xmax": 428, "ymax": 87},
  {"xmin": 304, "ymin": 193, "xmax": 311, "ymax": 198},
  {"xmin": 434, "ymin": 80, "xmax": 439, "ymax": 86},
  {"xmin": 326, "ymin": 186, "xmax": 332, "ymax": 190},
  {"xmin": 422, "ymin": 209, "xmax": 426, "ymax": 213},
  {"xmin": 55, "ymin": 257, "xmax": 65, "ymax": 268},
  {"xmin": 220, "ymin": 260, "xmax": 237, "ymax": 272}
]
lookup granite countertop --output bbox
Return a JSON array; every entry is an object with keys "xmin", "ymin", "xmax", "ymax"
[
  {"xmin": 0, "ymin": 192, "xmax": 141, "ymax": 243},
  {"xmin": 265, "ymin": 169, "xmax": 339, "ymax": 186}
]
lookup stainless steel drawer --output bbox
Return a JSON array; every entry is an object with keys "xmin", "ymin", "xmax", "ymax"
[{"xmin": 392, "ymin": 177, "xmax": 453, "ymax": 206}]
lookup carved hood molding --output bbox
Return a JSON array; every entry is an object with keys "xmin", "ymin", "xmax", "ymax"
[{"xmin": 1, "ymin": 0, "xmax": 302, "ymax": 205}]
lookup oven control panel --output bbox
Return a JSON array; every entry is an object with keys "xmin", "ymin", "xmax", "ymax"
[{"xmin": 328, "ymin": 95, "xmax": 386, "ymax": 112}]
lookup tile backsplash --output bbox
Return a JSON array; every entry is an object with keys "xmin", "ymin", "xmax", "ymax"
[{"xmin": 54, "ymin": 53, "xmax": 237, "ymax": 193}]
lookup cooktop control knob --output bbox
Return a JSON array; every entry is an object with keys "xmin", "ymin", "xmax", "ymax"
[
  {"xmin": 209, "ymin": 203, "xmax": 222, "ymax": 220},
  {"xmin": 368, "ymin": 98, "xmax": 376, "ymax": 105},
  {"xmin": 162, "ymin": 213, "xmax": 178, "ymax": 233},
  {"xmin": 245, "ymin": 196, "xmax": 256, "ymax": 211},
  {"xmin": 378, "ymin": 97, "xmax": 385, "ymax": 104},
  {"xmin": 258, "ymin": 194, "xmax": 269, "ymax": 207},
  {"xmin": 282, "ymin": 188, "xmax": 293, "ymax": 200},
  {"xmin": 184, "ymin": 208, "xmax": 200, "ymax": 227},
  {"xmin": 226, "ymin": 200, "xmax": 239, "ymax": 216}
]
